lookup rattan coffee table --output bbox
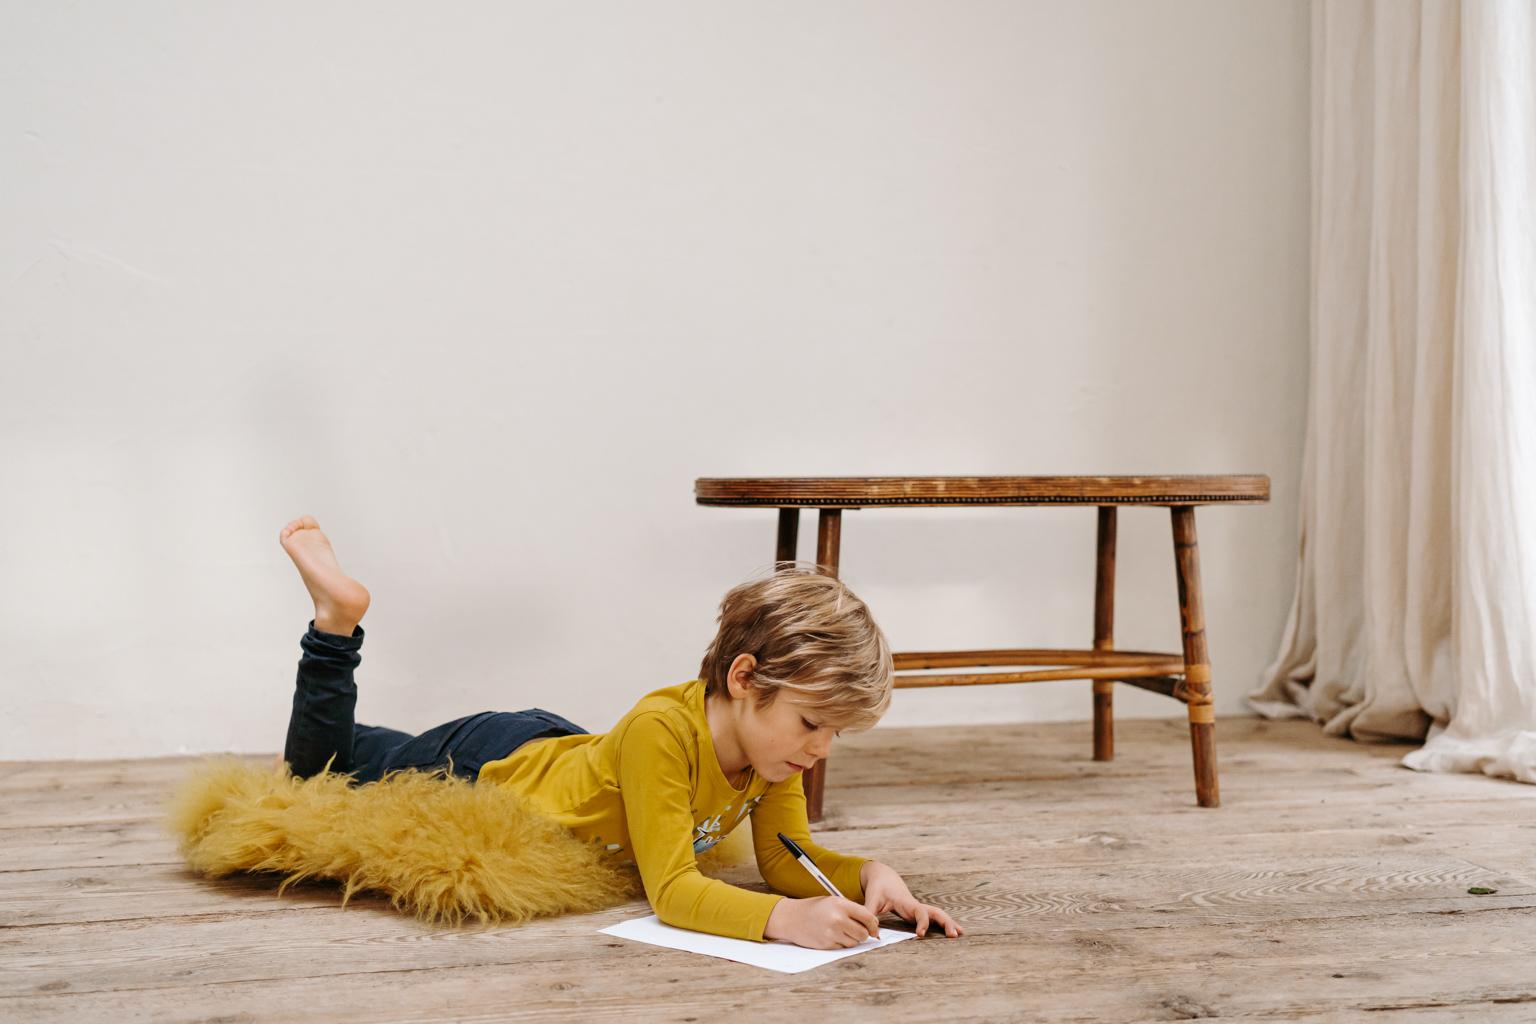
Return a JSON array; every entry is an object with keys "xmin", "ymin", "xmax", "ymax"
[{"xmin": 695, "ymin": 474, "xmax": 1271, "ymax": 820}]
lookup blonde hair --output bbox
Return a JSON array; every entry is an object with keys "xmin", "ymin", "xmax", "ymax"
[{"xmin": 698, "ymin": 563, "xmax": 894, "ymax": 731}]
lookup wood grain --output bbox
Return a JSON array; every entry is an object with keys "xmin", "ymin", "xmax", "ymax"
[
  {"xmin": 4, "ymin": 716, "xmax": 1533, "ymax": 1021},
  {"xmin": 695, "ymin": 474, "xmax": 1271, "ymax": 507}
]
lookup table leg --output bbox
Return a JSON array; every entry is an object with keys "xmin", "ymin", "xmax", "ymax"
[
  {"xmin": 816, "ymin": 508, "xmax": 841, "ymax": 576},
  {"xmin": 1093, "ymin": 506, "xmax": 1117, "ymax": 761},
  {"xmin": 1171, "ymin": 506, "xmax": 1220, "ymax": 808},
  {"xmin": 802, "ymin": 508, "xmax": 842, "ymax": 822},
  {"xmin": 775, "ymin": 508, "xmax": 799, "ymax": 569}
]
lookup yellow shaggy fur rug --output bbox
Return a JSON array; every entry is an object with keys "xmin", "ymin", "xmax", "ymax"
[{"xmin": 165, "ymin": 757, "xmax": 744, "ymax": 928}]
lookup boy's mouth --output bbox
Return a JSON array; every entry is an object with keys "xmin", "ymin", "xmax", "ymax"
[{"xmin": 786, "ymin": 761, "xmax": 808, "ymax": 772}]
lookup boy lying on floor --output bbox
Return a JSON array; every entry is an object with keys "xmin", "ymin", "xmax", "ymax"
[{"xmin": 278, "ymin": 514, "xmax": 965, "ymax": 947}]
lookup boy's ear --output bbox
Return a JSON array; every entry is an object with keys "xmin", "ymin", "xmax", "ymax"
[{"xmin": 725, "ymin": 653, "xmax": 758, "ymax": 698}]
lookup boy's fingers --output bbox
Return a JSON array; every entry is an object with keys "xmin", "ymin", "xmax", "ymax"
[
  {"xmin": 915, "ymin": 906, "xmax": 931, "ymax": 937},
  {"xmin": 933, "ymin": 908, "xmax": 963, "ymax": 936}
]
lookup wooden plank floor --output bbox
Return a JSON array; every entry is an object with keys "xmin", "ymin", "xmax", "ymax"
[{"xmin": 3, "ymin": 715, "xmax": 1535, "ymax": 1022}]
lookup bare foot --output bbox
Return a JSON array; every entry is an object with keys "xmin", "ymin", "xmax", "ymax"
[{"xmin": 278, "ymin": 515, "xmax": 371, "ymax": 635}]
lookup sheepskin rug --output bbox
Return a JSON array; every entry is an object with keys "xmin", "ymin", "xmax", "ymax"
[{"xmin": 164, "ymin": 757, "xmax": 742, "ymax": 928}]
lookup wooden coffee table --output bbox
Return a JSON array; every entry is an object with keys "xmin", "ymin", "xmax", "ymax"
[{"xmin": 695, "ymin": 475, "xmax": 1271, "ymax": 820}]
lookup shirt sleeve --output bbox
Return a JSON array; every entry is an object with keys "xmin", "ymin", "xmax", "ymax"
[
  {"xmin": 749, "ymin": 769, "xmax": 868, "ymax": 902},
  {"xmin": 617, "ymin": 711, "xmax": 786, "ymax": 942}
]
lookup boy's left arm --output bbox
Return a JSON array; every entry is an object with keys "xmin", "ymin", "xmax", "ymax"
[
  {"xmin": 748, "ymin": 771, "xmax": 866, "ymax": 900},
  {"xmin": 748, "ymin": 772, "xmax": 965, "ymax": 939}
]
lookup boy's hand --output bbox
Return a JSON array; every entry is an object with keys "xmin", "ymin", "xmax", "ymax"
[
  {"xmin": 860, "ymin": 860, "xmax": 966, "ymax": 939},
  {"xmin": 764, "ymin": 895, "xmax": 882, "ymax": 949}
]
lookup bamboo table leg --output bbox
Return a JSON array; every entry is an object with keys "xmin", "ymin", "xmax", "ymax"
[
  {"xmin": 1092, "ymin": 506, "xmax": 1117, "ymax": 761},
  {"xmin": 1172, "ymin": 505, "xmax": 1220, "ymax": 807},
  {"xmin": 797, "ymin": 508, "xmax": 841, "ymax": 823}
]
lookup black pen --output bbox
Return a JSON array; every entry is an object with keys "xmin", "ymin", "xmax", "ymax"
[{"xmin": 776, "ymin": 831, "xmax": 846, "ymax": 899}]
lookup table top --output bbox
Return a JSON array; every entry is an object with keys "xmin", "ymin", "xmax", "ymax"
[{"xmin": 695, "ymin": 475, "xmax": 1270, "ymax": 507}]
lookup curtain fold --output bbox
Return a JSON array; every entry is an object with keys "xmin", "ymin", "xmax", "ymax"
[{"xmin": 1247, "ymin": 0, "xmax": 1536, "ymax": 783}]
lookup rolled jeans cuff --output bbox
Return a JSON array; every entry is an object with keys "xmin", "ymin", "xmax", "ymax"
[{"xmin": 303, "ymin": 619, "xmax": 365, "ymax": 655}]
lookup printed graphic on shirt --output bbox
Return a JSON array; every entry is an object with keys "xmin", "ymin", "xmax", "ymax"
[
  {"xmin": 692, "ymin": 813, "xmax": 724, "ymax": 853},
  {"xmin": 691, "ymin": 794, "xmax": 765, "ymax": 854}
]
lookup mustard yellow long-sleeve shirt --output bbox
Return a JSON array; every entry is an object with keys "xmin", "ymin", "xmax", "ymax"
[{"xmin": 477, "ymin": 679, "xmax": 867, "ymax": 942}]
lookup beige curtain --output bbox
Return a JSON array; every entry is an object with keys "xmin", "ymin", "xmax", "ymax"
[{"xmin": 1247, "ymin": 0, "xmax": 1536, "ymax": 783}]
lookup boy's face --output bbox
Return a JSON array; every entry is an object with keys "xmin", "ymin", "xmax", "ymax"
[{"xmin": 726, "ymin": 655, "xmax": 843, "ymax": 784}]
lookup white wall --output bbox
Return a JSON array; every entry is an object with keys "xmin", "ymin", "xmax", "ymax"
[{"xmin": 0, "ymin": 1, "xmax": 1310, "ymax": 760}]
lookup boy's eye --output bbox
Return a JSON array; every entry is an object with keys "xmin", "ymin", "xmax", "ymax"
[{"xmin": 801, "ymin": 718, "xmax": 816, "ymax": 730}]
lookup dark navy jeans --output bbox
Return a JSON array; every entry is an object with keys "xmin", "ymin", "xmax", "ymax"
[{"xmin": 283, "ymin": 619, "xmax": 589, "ymax": 784}]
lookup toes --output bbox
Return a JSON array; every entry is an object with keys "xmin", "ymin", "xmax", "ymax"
[{"xmin": 280, "ymin": 516, "xmax": 319, "ymax": 540}]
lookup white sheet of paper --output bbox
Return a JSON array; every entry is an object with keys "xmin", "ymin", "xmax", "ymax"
[{"xmin": 599, "ymin": 913, "xmax": 917, "ymax": 973}]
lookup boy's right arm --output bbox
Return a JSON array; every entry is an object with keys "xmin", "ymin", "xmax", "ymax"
[{"xmin": 617, "ymin": 712, "xmax": 785, "ymax": 942}]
